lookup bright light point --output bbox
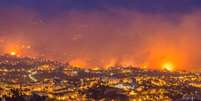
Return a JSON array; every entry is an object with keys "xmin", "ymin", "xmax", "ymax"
[
  {"xmin": 27, "ymin": 45, "xmax": 31, "ymax": 49},
  {"xmin": 162, "ymin": 62, "xmax": 174, "ymax": 71},
  {"xmin": 10, "ymin": 51, "xmax": 16, "ymax": 56},
  {"xmin": 142, "ymin": 64, "xmax": 148, "ymax": 69}
]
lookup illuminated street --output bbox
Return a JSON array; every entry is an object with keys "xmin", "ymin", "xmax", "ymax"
[{"xmin": 0, "ymin": 54, "xmax": 201, "ymax": 100}]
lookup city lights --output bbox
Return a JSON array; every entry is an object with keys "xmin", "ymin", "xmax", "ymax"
[
  {"xmin": 0, "ymin": 0, "xmax": 201, "ymax": 100},
  {"xmin": 0, "ymin": 54, "xmax": 200, "ymax": 100}
]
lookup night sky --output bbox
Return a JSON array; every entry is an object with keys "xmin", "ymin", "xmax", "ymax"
[
  {"xmin": 1, "ymin": 0, "xmax": 201, "ymax": 15},
  {"xmin": 0, "ymin": 0, "xmax": 201, "ymax": 70}
]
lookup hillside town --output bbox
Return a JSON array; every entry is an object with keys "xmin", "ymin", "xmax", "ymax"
[{"xmin": 0, "ymin": 55, "xmax": 201, "ymax": 101}]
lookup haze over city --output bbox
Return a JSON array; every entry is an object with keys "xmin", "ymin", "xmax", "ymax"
[
  {"xmin": 1, "ymin": 1, "xmax": 201, "ymax": 101},
  {"xmin": 1, "ymin": 1, "xmax": 201, "ymax": 71}
]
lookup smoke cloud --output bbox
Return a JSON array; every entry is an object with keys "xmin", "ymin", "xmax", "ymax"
[{"xmin": 0, "ymin": 7, "xmax": 201, "ymax": 71}]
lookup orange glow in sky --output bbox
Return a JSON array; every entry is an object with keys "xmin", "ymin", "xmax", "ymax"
[
  {"xmin": 69, "ymin": 58, "xmax": 87, "ymax": 68},
  {"xmin": 5, "ymin": 43, "xmax": 21, "ymax": 56},
  {"xmin": 10, "ymin": 51, "xmax": 16, "ymax": 56},
  {"xmin": 162, "ymin": 62, "xmax": 175, "ymax": 71},
  {"xmin": 2, "ymin": 40, "xmax": 34, "ymax": 57}
]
